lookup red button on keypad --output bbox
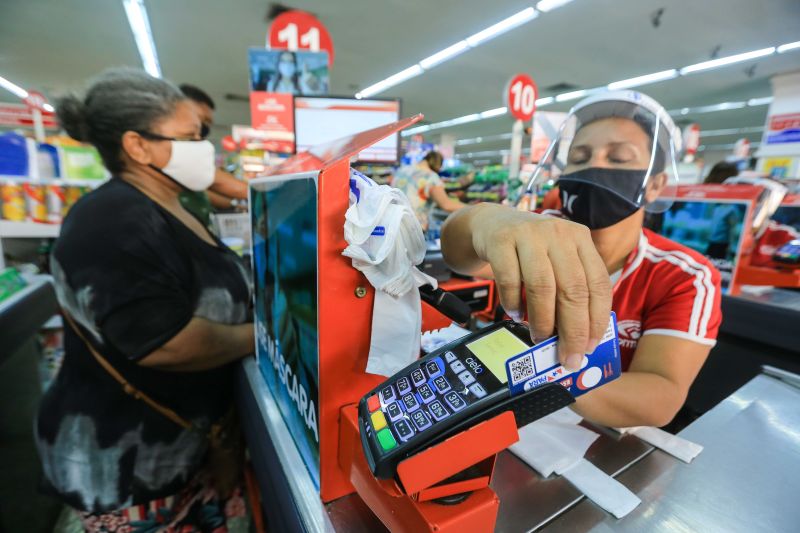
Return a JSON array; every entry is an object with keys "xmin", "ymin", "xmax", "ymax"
[{"xmin": 367, "ymin": 394, "xmax": 380, "ymax": 412}]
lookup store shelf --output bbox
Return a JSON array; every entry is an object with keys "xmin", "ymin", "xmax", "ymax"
[
  {"xmin": 0, "ymin": 220, "xmax": 61, "ymax": 238},
  {"xmin": 0, "ymin": 175, "xmax": 108, "ymax": 188}
]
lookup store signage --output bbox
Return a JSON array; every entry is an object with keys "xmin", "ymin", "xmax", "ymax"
[
  {"xmin": 506, "ymin": 73, "xmax": 537, "ymax": 122},
  {"xmin": 269, "ymin": 10, "xmax": 335, "ymax": 67},
  {"xmin": 765, "ymin": 112, "xmax": 800, "ymax": 145},
  {"xmin": 23, "ymin": 90, "xmax": 49, "ymax": 112},
  {"xmin": 682, "ymin": 123, "xmax": 701, "ymax": 156},
  {"xmin": 0, "ymin": 103, "xmax": 57, "ymax": 128},
  {"xmin": 249, "ymin": 92, "xmax": 296, "ymax": 153}
]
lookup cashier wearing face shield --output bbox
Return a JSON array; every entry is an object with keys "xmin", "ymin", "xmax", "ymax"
[{"xmin": 442, "ymin": 91, "xmax": 722, "ymax": 428}]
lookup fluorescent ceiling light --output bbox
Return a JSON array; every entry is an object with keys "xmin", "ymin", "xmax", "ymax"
[
  {"xmin": 777, "ymin": 41, "xmax": 800, "ymax": 53},
  {"xmin": 43, "ymin": 103, "xmax": 55, "ymax": 112},
  {"xmin": 679, "ymin": 47, "xmax": 775, "ymax": 75},
  {"xmin": 403, "ymin": 40, "xmax": 783, "ymax": 137},
  {"xmin": 480, "ymin": 107, "xmax": 507, "ymax": 119},
  {"xmin": 356, "ymin": 65, "xmax": 423, "ymax": 99},
  {"xmin": 123, "ymin": 0, "xmax": 162, "ymax": 78},
  {"xmin": 0, "ymin": 75, "xmax": 29, "ymax": 99},
  {"xmin": 419, "ymin": 41, "xmax": 469, "ymax": 69},
  {"xmin": 747, "ymin": 96, "xmax": 773, "ymax": 106},
  {"xmin": 456, "ymin": 132, "xmax": 514, "ymax": 146},
  {"xmin": 701, "ymin": 126, "xmax": 763, "ymax": 138},
  {"xmin": 555, "ymin": 89, "xmax": 587, "ymax": 102},
  {"xmin": 669, "ymin": 101, "xmax": 746, "ymax": 115},
  {"xmin": 466, "ymin": 8, "xmax": 537, "ymax": 47},
  {"xmin": 536, "ymin": 0, "xmax": 576, "ymax": 13},
  {"xmin": 358, "ymin": 8, "xmax": 537, "ymax": 98},
  {"xmin": 607, "ymin": 69, "xmax": 678, "ymax": 90}
]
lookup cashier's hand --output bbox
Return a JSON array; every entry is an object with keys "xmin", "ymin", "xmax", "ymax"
[{"xmin": 441, "ymin": 203, "xmax": 612, "ymax": 370}]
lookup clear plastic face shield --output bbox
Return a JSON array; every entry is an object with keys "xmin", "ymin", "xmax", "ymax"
[{"xmin": 518, "ymin": 93, "xmax": 681, "ymax": 228}]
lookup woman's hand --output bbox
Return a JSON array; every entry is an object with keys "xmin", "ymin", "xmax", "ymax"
[{"xmin": 441, "ymin": 203, "xmax": 612, "ymax": 370}]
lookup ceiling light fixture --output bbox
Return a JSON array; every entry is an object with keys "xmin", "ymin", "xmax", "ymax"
[
  {"xmin": 356, "ymin": 7, "xmax": 537, "ymax": 98},
  {"xmin": 536, "ymin": 0, "xmax": 576, "ymax": 13},
  {"xmin": 480, "ymin": 107, "xmax": 508, "ymax": 119},
  {"xmin": 401, "ymin": 39, "xmax": 797, "ymax": 136},
  {"xmin": 555, "ymin": 89, "xmax": 590, "ymax": 102},
  {"xmin": 700, "ymin": 126, "xmax": 764, "ymax": 138},
  {"xmin": 122, "ymin": 0, "xmax": 162, "ymax": 78},
  {"xmin": 777, "ymin": 41, "xmax": 800, "ymax": 53},
  {"xmin": 0, "ymin": 75, "xmax": 29, "ymax": 99},
  {"xmin": 43, "ymin": 103, "xmax": 55, "ymax": 112},
  {"xmin": 465, "ymin": 7, "xmax": 537, "ymax": 47},
  {"xmin": 607, "ymin": 69, "xmax": 679, "ymax": 90},
  {"xmin": 679, "ymin": 47, "xmax": 775, "ymax": 75},
  {"xmin": 419, "ymin": 41, "xmax": 470, "ymax": 69},
  {"xmin": 747, "ymin": 96, "xmax": 774, "ymax": 106},
  {"xmin": 355, "ymin": 65, "xmax": 423, "ymax": 99}
]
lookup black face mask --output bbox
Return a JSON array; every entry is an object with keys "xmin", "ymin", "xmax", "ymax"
[{"xmin": 558, "ymin": 167, "xmax": 647, "ymax": 229}]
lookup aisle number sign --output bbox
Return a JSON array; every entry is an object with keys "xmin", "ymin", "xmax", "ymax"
[
  {"xmin": 506, "ymin": 74, "xmax": 538, "ymax": 122},
  {"xmin": 269, "ymin": 10, "xmax": 335, "ymax": 67}
]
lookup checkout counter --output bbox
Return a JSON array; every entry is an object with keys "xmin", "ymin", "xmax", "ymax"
[
  {"xmin": 238, "ymin": 120, "xmax": 800, "ymax": 531},
  {"xmin": 237, "ymin": 358, "xmax": 800, "ymax": 532}
]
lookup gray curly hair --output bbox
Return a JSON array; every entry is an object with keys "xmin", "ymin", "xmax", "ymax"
[{"xmin": 56, "ymin": 67, "xmax": 186, "ymax": 174}]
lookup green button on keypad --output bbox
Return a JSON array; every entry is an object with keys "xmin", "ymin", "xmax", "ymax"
[{"xmin": 376, "ymin": 428, "xmax": 397, "ymax": 452}]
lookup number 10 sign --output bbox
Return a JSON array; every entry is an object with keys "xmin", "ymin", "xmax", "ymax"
[{"xmin": 505, "ymin": 74, "xmax": 538, "ymax": 122}]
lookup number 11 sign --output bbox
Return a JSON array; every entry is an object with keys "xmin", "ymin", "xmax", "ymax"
[
  {"xmin": 506, "ymin": 74, "xmax": 538, "ymax": 122},
  {"xmin": 269, "ymin": 10, "xmax": 335, "ymax": 67}
]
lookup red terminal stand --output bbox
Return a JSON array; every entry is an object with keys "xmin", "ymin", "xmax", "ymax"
[{"xmin": 261, "ymin": 116, "xmax": 520, "ymax": 531}]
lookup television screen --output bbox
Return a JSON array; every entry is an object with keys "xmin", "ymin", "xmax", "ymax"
[
  {"xmin": 650, "ymin": 199, "xmax": 750, "ymax": 293},
  {"xmin": 294, "ymin": 97, "xmax": 401, "ymax": 162}
]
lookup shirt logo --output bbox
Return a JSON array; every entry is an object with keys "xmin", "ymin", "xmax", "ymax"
[
  {"xmin": 617, "ymin": 319, "xmax": 641, "ymax": 349},
  {"xmin": 561, "ymin": 190, "xmax": 578, "ymax": 213}
]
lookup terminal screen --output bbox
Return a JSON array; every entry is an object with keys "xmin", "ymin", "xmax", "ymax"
[{"xmin": 466, "ymin": 328, "xmax": 529, "ymax": 384}]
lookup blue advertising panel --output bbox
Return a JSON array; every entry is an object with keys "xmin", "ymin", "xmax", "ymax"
[{"xmin": 250, "ymin": 173, "xmax": 320, "ymax": 488}]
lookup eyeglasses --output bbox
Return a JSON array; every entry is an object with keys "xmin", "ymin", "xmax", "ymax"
[
  {"xmin": 200, "ymin": 122, "xmax": 211, "ymax": 139},
  {"xmin": 135, "ymin": 130, "xmax": 203, "ymax": 142}
]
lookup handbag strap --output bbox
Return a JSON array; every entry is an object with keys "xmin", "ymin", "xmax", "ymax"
[{"xmin": 62, "ymin": 311, "xmax": 194, "ymax": 431}]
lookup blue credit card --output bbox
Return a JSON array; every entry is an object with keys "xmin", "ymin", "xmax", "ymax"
[{"xmin": 505, "ymin": 312, "xmax": 621, "ymax": 397}]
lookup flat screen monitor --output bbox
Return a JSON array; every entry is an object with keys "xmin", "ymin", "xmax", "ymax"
[{"xmin": 294, "ymin": 96, "xmax": 401, "ymax": 163}]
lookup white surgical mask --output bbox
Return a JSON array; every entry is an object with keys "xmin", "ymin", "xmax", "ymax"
[{"xmin": 151, "ymin": 140, "xmax": 216, "ymax": 191}]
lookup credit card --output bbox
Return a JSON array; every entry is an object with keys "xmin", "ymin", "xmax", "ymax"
[{"xmin": 505, "ymin": 312, "xmax": 621, "ymax": 397}]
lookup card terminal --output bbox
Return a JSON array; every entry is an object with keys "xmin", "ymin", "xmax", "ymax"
[{"xmin": 358, "ymin": 321, "xmax": 577, "ymax": 479}]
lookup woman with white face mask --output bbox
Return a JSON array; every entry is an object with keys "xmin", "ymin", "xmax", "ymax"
[
  {"xmin": 442, "ymin": 91, "xmax": 723, "ymax": 429},
  {"xmin": 35, "ymin": 68, "xmax": 253, "ymax": 530}
]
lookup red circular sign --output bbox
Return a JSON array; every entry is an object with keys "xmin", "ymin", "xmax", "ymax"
[
  {"xmin": 505, "ymin": 74, "xmax": 537, "ymax": 122},
  {"xmin": 24, "ymin": 90, "xmax": 49, "ymax": 112},
  {"xmin": 268, "ymin": 10, "xmax": 335, "ymax": 67}
]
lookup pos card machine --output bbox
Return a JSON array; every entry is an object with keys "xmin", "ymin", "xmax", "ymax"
[{"xmin": 358, "ymin": 314, "xmax": 622, "ymax": 479}]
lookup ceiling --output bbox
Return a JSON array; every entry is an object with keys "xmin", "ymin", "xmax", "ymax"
[{"xmin": 1, "ymin": 0, "xmax": 799, "ymax": 161}]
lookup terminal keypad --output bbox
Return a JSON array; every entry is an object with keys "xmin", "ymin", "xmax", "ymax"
[{"xmin": 366, "ymin": 354, "xmax": 482, "ymax": 453}]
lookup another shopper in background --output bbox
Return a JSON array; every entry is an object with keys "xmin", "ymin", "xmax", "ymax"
[
  {"xmin": 703, "ymin": 161, "xmax": 739, "ymax": 184},
  {"xmin": 36, "ymin": 68, "xmax": 252, "ymax": 531},
  {"xmin": 392, "ymin": 150, "xmax": 465, "ymax": 230},
  {"xmin": 443, "ymin": 92, "xmax": 722, "ymax": 429},
  {"xmin": 178, "ymin": 84, "xmax": 248, "ymax": 224}
]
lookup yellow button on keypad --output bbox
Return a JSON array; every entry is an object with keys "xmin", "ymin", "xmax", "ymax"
[{"xmin": 371, "ymin": 410, "xmax": 387, "ymax": 431}]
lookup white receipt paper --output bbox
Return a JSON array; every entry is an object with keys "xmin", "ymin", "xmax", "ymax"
[
  {"xmin": 510, "ymin": 407, "xmax": 641, "ymax": 519},
  {"xmin": 616, "ymin": 426, "xmax": 703, "ymax": 463}
]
